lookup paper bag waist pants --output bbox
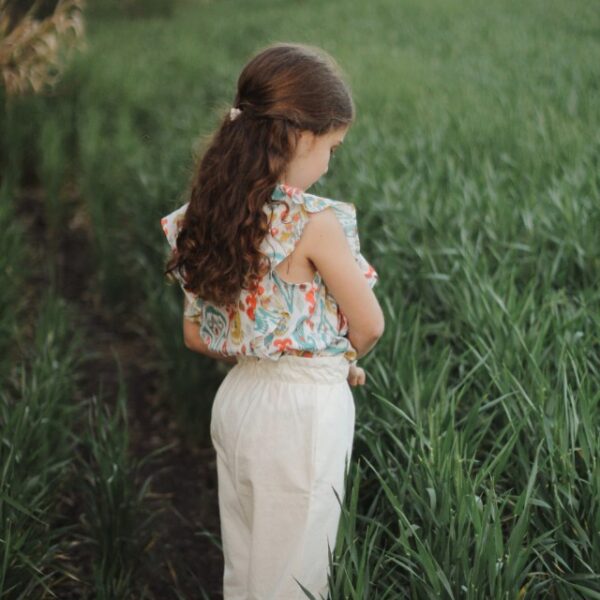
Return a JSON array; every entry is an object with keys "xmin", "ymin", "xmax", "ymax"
[{"xmin": 210, "ymin": 354, "xmax": 355, "ymax": 600}]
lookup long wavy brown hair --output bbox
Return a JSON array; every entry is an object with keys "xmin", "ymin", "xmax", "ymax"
[{"xmin": 164, "ymin": 42, "xmax": 355, "ymax": 306}]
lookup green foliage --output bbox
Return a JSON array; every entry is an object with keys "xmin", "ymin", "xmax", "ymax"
[
  {"xmin": 0, "ymin": 182, "xmax": 26, "ymax": 368},
  {"xmin": 0, "ymin": 294, "xmax": 82, "ymax": 598},
  {"xmin": 76, "ymin": 363, "xmax": 159, "ymax": 600},
  {"xmin": 1, "ymin": 0, "xmax": 599, "ymax": 596},
  {"xmin": 85, "ymin": 0, "xmax": 177, "ymax": 20}
]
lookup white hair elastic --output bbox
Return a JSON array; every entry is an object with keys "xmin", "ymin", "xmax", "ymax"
[{"xmin": 229, "ymin": 107, "xmax": 242, "ymax": 121}]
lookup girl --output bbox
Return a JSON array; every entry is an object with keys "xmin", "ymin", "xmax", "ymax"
[{"xmin": 161, "ymin": 42, "xmax": 384, "ymax": 600}]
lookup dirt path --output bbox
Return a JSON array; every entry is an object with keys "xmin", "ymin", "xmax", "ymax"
[{"xmin": 18, "ymin": 184, "xmax": 224, "ymax": 598}]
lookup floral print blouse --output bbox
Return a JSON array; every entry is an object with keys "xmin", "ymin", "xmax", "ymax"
[{"xmin": 160, "ymin": 183, "xmax": 379, "ymax": 362}]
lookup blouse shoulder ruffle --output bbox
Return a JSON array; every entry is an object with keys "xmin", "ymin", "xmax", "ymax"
[
  {"xmin": 159, "ymin": 201, "xmax": 205, "ymax": 322},
  {"xmin": 160, "ymin": 201, "xmax": 189, "ymax": 251},
  {"xmin": 263, "ymin": 183, "xmax": 379, "ymax": 289}
]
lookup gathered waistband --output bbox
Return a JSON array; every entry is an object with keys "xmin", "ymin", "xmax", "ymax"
[{"xmin": 233, "ymin": 354, "xmax": 350, "ymax": 385}]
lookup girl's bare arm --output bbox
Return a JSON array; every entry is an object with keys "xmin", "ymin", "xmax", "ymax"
[{"xmin": 302, "ymin": 208, "xmax": 385, "ymax": 359}]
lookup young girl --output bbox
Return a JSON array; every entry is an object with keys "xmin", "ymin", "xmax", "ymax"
[{"xmin": 161, "ymin": 42, "xmax": 384, "ymax": 600}]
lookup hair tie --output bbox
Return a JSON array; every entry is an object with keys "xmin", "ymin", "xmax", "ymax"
[{"xmin": 229, "ymin": 107, "xmax": 242, "ymax": 121}]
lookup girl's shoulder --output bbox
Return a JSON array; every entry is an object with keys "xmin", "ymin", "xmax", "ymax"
[
  {"xmin": 269, "ymin": 183, "xmax": 359, "ymax": 248},
  {"xmin": 271, "ymin": 182, "xmax": 357, "ymax": 219},
  {"xmin": 266, "ymin": 184, "xmax": 376, "ymax": 288}
]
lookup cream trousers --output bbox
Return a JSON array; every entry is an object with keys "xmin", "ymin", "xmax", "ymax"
[{"xmin": 210, "ymin": 354, "xmax": 355, "ymax": 600}]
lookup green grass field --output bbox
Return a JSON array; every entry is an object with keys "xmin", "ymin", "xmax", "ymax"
[{"xmin": 1, "ymin": 0, "xmax": 599, "ymax": 597}]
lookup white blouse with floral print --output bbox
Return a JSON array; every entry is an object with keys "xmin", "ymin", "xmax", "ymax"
[{"xmin": 160, "ymin": 183, "xmax": 379, "ymax": 362}]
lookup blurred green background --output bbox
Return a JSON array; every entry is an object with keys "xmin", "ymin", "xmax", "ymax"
[{"xmin": 1, "ymin": 0, "xmax": 599, "ymax": 597}]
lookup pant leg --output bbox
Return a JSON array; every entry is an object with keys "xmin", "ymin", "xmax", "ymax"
[
  {"xmin": 234, "ymin": 379, "xmax": 355, "ymax": 600},
  {"xmin": 213, "ymin": 451, "xmax": 252, "ymax": 599},
  {"xmin": 211, "ymin": 357, "xmax": 354, "ymax": 600},
  {"xmin": 211, "ymin": 366, "xmax": 254, "ymax": 599},
  {"xmin": 292, "ymin": 381, "xmax": 355, "ymax": 598}
]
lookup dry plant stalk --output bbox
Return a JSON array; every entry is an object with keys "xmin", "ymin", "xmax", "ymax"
[{"xmin": 0, "ymin": 0, "xmax": 86, "ymax": 97}]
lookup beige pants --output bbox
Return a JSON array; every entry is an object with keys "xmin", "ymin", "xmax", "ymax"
[{"xmin": 210, "ymin": 354, "xmax": 355, "ymax": 600}]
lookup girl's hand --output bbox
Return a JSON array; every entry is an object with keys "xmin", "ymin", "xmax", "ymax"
[{"xmin": 347, "ymin": 364, "xmax": 366, "ymax": 386}]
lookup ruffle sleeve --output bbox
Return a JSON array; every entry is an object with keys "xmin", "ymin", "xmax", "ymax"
[
  {"xmin": 160, "ymin": 202, "xmax": 205, "ymax": 323},
  {"xmin": 264, "ymin": 183, "xmax": 379, "ymax": 289}
]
